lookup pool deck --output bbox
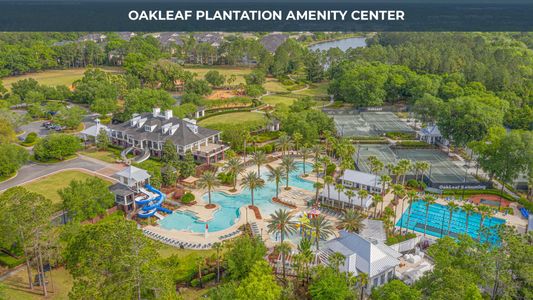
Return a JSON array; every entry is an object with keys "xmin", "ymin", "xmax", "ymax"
[{"xmin": 142, "ymin": 157, "xmax": 323, "ymax": 248}]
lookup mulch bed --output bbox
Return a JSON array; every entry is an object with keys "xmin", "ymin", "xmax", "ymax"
[
  {"xmin": 205, "ymin": 204, "xmax": 217, "ymax": 209},
  {"xmin": 272, "ymin": 197, "xmax": 297, "ymax": 209},
  {"xmin": 249, "ymin": 205, "xmax": 262, "ymax": 219}
]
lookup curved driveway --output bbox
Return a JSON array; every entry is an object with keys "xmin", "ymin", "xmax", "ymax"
[{"xmin": 0, "ymin": 156, "xmax": 111, "ymax": 191}]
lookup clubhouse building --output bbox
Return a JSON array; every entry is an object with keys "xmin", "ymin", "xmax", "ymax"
[{"xmin": 108, "ymin": 108, "xmax": 229, "ymax": 164}]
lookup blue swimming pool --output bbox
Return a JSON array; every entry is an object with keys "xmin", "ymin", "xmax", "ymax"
[
  {"xmin": 159, "ymin": 162, "xmax": 314, "ymax": 232},
  {"xmin": 396, "ymin": 200, "xmax": 505, "ymax": 243}
]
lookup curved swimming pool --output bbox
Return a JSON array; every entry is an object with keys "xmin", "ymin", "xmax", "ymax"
[{"xmin": 159, "ymin": 162, "xmax": 314, "ymax": 232}]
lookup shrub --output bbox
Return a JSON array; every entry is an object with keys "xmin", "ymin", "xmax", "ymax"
[
  {"xmin": 217, "ymin": 172, "xmax": 235, "ymax": 185},
  {"xmin": 181, "ymin": 192, "xmax": 195, "ymax": 204},
  {"xmin": 385, "ymin": 132, "xmax": 416, "ymax": 140},
  {"xmin": 190, "ymin": 273, "xmax": 216, "ymax": 287},
  {"xmin": 0, "ymin": 144, "xmax": 29, "ymax": 177},
  {"xmin": 23, "ymin": 132, "xmax": 38, "ymax": 144},
  {"xmin": 33, "ymin": 133, "xmax": 81, "ymax": 161},
  {"xmin": 395, "ymin": 141, "xmax": 433, "ymax": 148},
  {"xmin": 0, "ymin": 252, "xmax": 25, "ymax": 268}
]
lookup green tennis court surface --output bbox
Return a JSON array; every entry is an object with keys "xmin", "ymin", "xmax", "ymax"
[{"xmin": 326, "ymin": 110, "xmax": 414, "ymax": 137}]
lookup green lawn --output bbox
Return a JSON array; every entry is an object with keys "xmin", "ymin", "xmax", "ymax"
[
  {"xmin": 2, "ymin": 266, "xmax": 73, "ymax": 300},
  {"xmin": 293, "ymin": 82, "xmax": 329, "ymax": 97},
  {"xmin": 198, "ymin": 112, "xmax": 267, "ymax": 130},
  {"xmin": 262, "ymin": 95, "xmax": 297, "ymax": 106},
  {"xmin": 1, "ymin": 67, "xmax": 122, "ymax": 89},
  {"xmin": 184, "ymin": 66, "xmax": 252, "ymax": 85},
  {"xmin": 264, "ymin": 79, "xmax": 289, "ymax": 93},
  {"xmin": 80, "ymin": 149, "xmax": 119, "ymax": 164},
  {"xmin": 22, "ymin": 170, "xmax": 112, "ymax": 207}
]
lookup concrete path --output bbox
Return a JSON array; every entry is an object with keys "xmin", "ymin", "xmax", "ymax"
[{"xmin": 0, "ymin": 156, "xmax": 111, "ymax": 191}]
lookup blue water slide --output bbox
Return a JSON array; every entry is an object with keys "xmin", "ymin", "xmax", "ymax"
[{"xmin": 136, "ymin": 184, "xmax": 173, "ymax": 219}]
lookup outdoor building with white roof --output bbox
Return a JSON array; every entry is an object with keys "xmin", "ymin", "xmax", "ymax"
[
  {"xmin": 80, "ymin": 118, "xmax": 109, "ymax": 142},
  {"xmin": 109, "ymin": 165, "xmax": 152, "ymax": 212},
  {"xmin": 319, "ymin": 231, "xmax": 401, "ymax": 293},
  {"xmin": 340, "ymin": 169, "xmax": 384, "ymax": 193},
  {"xmin": 417, "ymin": 124, "xmax": 448, "ymax": 145}
]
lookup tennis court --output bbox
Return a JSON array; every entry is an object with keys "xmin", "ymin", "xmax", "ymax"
[
  {"xmin": 327, "ymin": 110, "xmax": 414, "ymax": 137},
  {"xmin": 355, "ymin": 145, "xmax": 479, "ymax": 186}
]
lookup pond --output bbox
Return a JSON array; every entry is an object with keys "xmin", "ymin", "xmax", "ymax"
[{"xmin": 309, "ymin": 36, "xmax": 367, "ymax": 52}]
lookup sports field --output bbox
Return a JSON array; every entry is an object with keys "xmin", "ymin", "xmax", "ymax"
[
  {"xmin": 355, "ymin": 144, "xmax": 478, "ymax": 185},
  {"xmin": 198, "ymin": 111, "xmax": 267, "ymax": 130},
  {"xmin": 326, "ymin": 110, "xmax": 414, "ymax": 137},
  {"xmin": 184, "ymin": 66, "xmax": 252, "ymax": 85}
]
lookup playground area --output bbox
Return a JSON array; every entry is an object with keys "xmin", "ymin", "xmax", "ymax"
[
  {"xmin": 325, "ymin": 110, "xmax": 414, "ymax": 137},
  {"xmin": 355, "ymin": 144, "xmax": 480, "ymax": 188}
]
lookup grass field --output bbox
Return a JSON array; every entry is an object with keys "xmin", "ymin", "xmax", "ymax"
[
  {"xmin": 2, "ymin": 266, "xmax": 73, "ymax": 300},
  {"xmin": 198, "ymin": 112, "xmax": 267, "ymax": 129},
  {"xmin": 80, "ymin": 149, "xmax": 119, "ymax": 164},
  {"xmin": 264, "ymin": 79, "xmax": 289, "ymax": 93},
  {"xmin": 293, "ymin": 82, "xmax": 329, "ymax": 97},
  {"xmin": 184, "ymin": 66, "xmax": 252, "ymax": 85},
  {"xmin": 262, "ymin": 95, "xmax": 297, "ymax": 106},
  {"xmin": 1, "ymin": 67, "xmax": 123, "ymax": 89},
  {"xmin": 22, "ymin": 170, "xmax": 112, "ymax": 206}
]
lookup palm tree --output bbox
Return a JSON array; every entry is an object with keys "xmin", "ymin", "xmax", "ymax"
[
  {"xmin": 380, "ymin": 174, "xmax": 392, "ymax": 197},
  {"xmin": 373, "ymin": 194, "xmax": 383, "ymax": 218},
  {"xmin": 462, "ymin": 203, "xmax": 475, "ymax": 235},
  {"xmin": 339, "ymin": 209, "xmax": 365, "ymax": 233},
  {"xmin": 358, "ymin": 188, "xmax": 369, "ymax": 212},
  {"xmin": 299, "ymin": 147, "xmax": 312, "ymax": 176},
  {"xmin": 314, "ymin": 182, "xmax": 324, "ymax": 205},
  {"xmin": 281, "ymin": 156, "xmax": 297, "ymax": 190},
  {"xmin": 345, "ymin": 190, "xmax": 355, "ymax": 208},
  {"xmin": 357, "ymin": 273, "xmax": 369, "ymax": 300},
  {"xmin": 251, "ymin": 151, "xmax": 267, "ymax": 176},
  {"xmin": 311, "ymin": 144, "xmax": 323, "ymax": 163},
  {"xmin": 392, "ymin": 184, "xmax": 405, "ymax": 227},
  {"xmin": 196, "ymin": 257, "xmax": 205, "ymax": 288},
  {"xmin": 383, "ymin": 207, "xmax": 395, "ymax": 234},
  {"xmin": 275, "ymin": 242, "xmax": 292, "ymax": 281},
  {"xmin": 198, "ymin": 171, "xmax": 220, "ymax": 206},
  {"xmin": 397, "ymin": 159, "xmax": 412, "ymax": 185},
  {"xmin": 335, "ymin": 183, "xmax": 345, "ymax": 209},
  {"xmin": 404, "ymin": 191, "xmax": 417, "ymax": 234},
  {"xmin": 418, "ymin": 161, "xmax": 431, "ymax": 182},
  {"xmin": 446, "ymin": 201, "xmax": 459, "ymax": 236},
  {"xmin": 296, "ymin": 238, "xmax": 314, "ymax": 284},
  {"xmin": 292, "ymin": 132, "xmax": 303, "ymax": 152},
  {"xmin": 223, "ymin": 157, "xmax": 244, "ymax": 191},
  {"xmin": 328, "ymin": 252, "xmax": 346, "ymax": 272},
  {"xmin": 368, "ymin": 156, "xmax": 384, "ymax": 191},
  {"xmin": 476, "ymin": 205, "xmax": 491, "ymax": 242},
  {"xmin": 385, "ymin": 163, "xmax": 395, "ymax": 176},
  {"xmin": 268, "ymin": 209, "xmax": 296, "ymax": 280},
  {"xmin": 422, "ymin": 195, "xmax": 436, "ymax": 237},
  {"xmin": 309, "ymin": 215, "xmax": 335, "ymax": 250},
  {"xmin": 324, "ymin": 176, "xmax": 334, "ymax": 204},
  {"xmin": 240, "ymin": 171, "xmax": 265, "ymax": 207},
  {"xmin": 212, "ymin": 242, "xmax": 223, "ymax": 283},
  {"xmin": 267, "ymin": 166, "xmax": 285, "ymax": 199},
  {"xmin": 277, "ymin": 134, "xmax": 292, "ymax": 156},
  {"xmin": 313, "ymin": 161, "xmax": 322, "ymax": 181}
]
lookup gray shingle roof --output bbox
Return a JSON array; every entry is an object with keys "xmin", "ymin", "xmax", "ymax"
[
  {"xmin": 260, "ymin": 33, "xmax": 289, "ymax": 52},
  {"xmin": 109, "ymin": 183, "xmax": 135, "ymax": 196},
  {"xmin": 109, "ymin": 112, "xmax": 220, "ymax": 147}
]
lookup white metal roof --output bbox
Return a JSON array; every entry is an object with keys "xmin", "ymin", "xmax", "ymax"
[
  {"xmin": 115, "ymin": 166, "xmax": 151, "ymax": 182},
  {"xmin": 323, "ymin": 231, "xmax": 400, "ymax": 277},
  {"xmin": 320, "ymin": 187, "xmax": 373, "ymax": 209},
  {"xmin": 340, "ymin": 169, "xmax": 381, "ymax": 187}
]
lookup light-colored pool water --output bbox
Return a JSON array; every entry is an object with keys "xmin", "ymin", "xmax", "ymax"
[
  {"xmin": 396, "ymin": 200, "xmax": 505, "ymax": 243},
  {"xmin": 159, "ymin": 162, "xmax": 314, "ymax": 232}
]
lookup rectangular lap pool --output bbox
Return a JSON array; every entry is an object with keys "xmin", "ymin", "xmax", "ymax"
[{"xmin": 396, "ymin": 201, "xmax": 505, "ymax": 243}]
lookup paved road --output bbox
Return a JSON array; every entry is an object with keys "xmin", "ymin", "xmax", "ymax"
[
  {"xmin": 17, "ymin": 120, "xmax": 49, "ymax": 139},
  {"xmin": 0, "ymin": 156, "xmax": 109, "ymax": 191}
]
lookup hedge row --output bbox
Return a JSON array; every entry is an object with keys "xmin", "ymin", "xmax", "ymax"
[
  {"xmin": 0, "ymin": 252, "xmax": 25, "ymax": 268},
  {"xmin": 441, "ymin": 189, "xmax": 517, "ymax": 202},
  {"xmin": 394, "ymin": 141, "xmax": 434, "ymax": 148}
]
